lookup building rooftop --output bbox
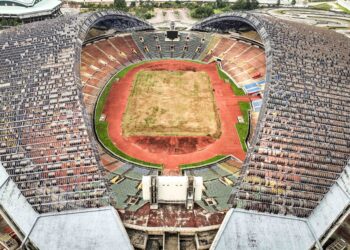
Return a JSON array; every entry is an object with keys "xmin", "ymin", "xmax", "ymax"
[
  {"xmin": 0, "ymin": 0, "xmax": 36, "ymax": 7},
  {"xmin": 0, "ymin": 163, "xmax": 133, "ymax": 250},
  {"xmin": 0, "ymin": 0, "xmax": 61, "ymax": 19}
]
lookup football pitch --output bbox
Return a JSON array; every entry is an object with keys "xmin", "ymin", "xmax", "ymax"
[{"xmin": 122, "ymin": 70, "xmax": 221, "ymax": 138}]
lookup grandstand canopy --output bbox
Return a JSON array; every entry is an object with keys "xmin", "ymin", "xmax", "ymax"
[
  {"xmin": 0, "ymin": 163, "xmax": 132, "ymax": 250},
  {"xmin": 211, "ymin": 209, "xmax": 315, "ymax": 249}
]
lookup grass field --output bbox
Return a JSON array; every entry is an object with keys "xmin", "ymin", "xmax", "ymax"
[
  {"xmin": 122, "ymin": 70, "xmax": 221, "ymax": 138},
  {"xmin": 216, "ymin": 65, "xmax": 245, "ymax": 96},
  {"xmin": 236, "ymin": 102, "xmax": 250, "ymax": 152},
  {"xmin": 180, "ymin": 155, "xmax": 228, "ymax": 169},
  {"xmin": 312, "ymin": 3, "xmax": 332, "ymax": 11}
]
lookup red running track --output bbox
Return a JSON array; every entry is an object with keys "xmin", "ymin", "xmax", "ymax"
[{"xmin": 103, "ymin": 60, "xmax": 259, "ymax": 174}]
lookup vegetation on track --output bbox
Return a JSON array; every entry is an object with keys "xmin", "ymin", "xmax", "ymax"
[
  {"xmin": 216, "ymin": 65, "xmax": 245, "ymax": 96},
  {"xmin": 236, "ymin": 102, "xmax": 250, "ymax": 152},
  {"xmin": 311, "ymin": 3, "xmax": 332, "ymax": 11},
  {"xmin": 180, "ymin": 155, "xmax": 228, "ymax": 169}
]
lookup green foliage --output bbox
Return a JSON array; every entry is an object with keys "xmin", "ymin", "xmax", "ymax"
[
  {"xmin": 114, "ymin": 0, "xmax": 127, "ymax": 11},
  {"xmin": 291, "ymin": 0, "xmax": 296, "ymax": 5},
  {"xmin": 130, "ymin": 1, "xmax": 154, "ymax": 20},
  {"xmin": 184, "ymin": 2, "xmax": 198, "ymax": 10},
  {"xmin": 139, "ymin": 0, "xmax": 155, "ymax": 10},
  {"xmin": 80, "ymin": 2, "xmax": 114, "ymax": 12},
  {"xmin": 144, "ymin": 12, "xmax": 154, "ymax": 19},
  {"xmin": 96, "ymin": 121, "xmax": 161, "ymax": 168},
  {"xmin": 180, "ymin": 155, "xmax": 228, "ymax": 169},
  {"xmin": 221, "ymin": 5, "xmax": 233, "ymax": 12},
  {"xmin": 0, "ymin": 18, "xmax": 21, "ymax": 27},
  {"xmin": 311, "ymin": 3, "xmax": 332, "ymax": 11},
  {"xmin": 133, "ymin": 6, "xmax": 154, "ymax": 19},
  {"xmin": 216, "ymin": 0, "xmax": 229, "ymax": 8},
  {"xmin": 159, "ymin": 1, "xmax": 182, "ymax": 8},
  {"xmin": 235, "ymin": 102, "xmax": 250, "ymax": 152},
  {"xmin": 232, "ymin": 0, "xmax": 259, "ymax": 10},
  {"xmin": 190, "ymin": 5, "xmax": 215, "ymax": 19}
]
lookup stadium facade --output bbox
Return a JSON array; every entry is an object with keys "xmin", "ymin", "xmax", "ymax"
[{"xmin": 0, "ymin": 10, "xmax": 349, "ymax": 250}]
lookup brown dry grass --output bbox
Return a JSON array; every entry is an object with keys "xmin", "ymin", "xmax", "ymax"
[{"xmin": 122, "ymin": 70, "xmax": 221, "ymax": 138}]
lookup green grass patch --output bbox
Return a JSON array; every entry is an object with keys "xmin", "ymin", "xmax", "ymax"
[
  {"xmin": 216, "ymin": 65, "xmax": 245, "ymax": 96},
  {"xmin": 180, "ymin": 155, "xmax": 228, "ymax": 169},
  {"xmin": 94, "ymin": 61, "xmax": 162, "ymax": 168},
  {"xmin": 312, "ymin": 3, "xmax": 332, "ymax": 11},
  {"xmin": 235, "ymin": 101, "xmax": 250, "ymax": 152},
  {"xmin": 96, "ymin": 121, "xmax": 161, "ymax": 168},
  {"xmin": 214, "ymin": 9, "xmax": 223, "ymax": 14},
  {"xmin": 275, "ymin": 9, "xmax": 286, "ymax": 14}
]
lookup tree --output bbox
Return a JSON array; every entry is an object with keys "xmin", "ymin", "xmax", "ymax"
[
  {"xmin": 291, "ymin": 0, "xmax": 296, "ymax": 5},
  {"xmin": 251, "ymin": 0, "xmax": 259, "ymax": 9},
  {"xmin": 216, "ymin": 0, "xmax": 228, "ymax": 8},
  {"xmin": 233, "ymin": 0, "xmax": 246, "ymax": 9},
  {"xmin": 277, "ymin": 0, "xmax": 281, "ymax": 6},
  {"xmin": 191, "ymin": 5, "xmax": 215, "ymax": 19},
  {"xmin": 246, "ymin": 0, "xmax": 252, "ymax": 9},
  {"xmin": 232, "ymin": 0, "xmax": 259, "ymax": 10},
  {"xmin": 114, "ymin": 0, "xmax": 127, "ymax": 11}
]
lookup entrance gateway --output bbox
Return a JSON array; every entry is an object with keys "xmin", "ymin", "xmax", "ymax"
[{"xmin": 142, "ymin": 176, "xmax": 203, "ymax": 210}]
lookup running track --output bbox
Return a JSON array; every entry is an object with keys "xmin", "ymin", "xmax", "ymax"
[{"xmin": 103, "ymin": 60, "xmax": 259, "ymax": 174}]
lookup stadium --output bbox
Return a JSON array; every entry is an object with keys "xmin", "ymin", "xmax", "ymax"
[{"xmin": 0, "ymin": 9, "xmax": 349, "ymax": 250}]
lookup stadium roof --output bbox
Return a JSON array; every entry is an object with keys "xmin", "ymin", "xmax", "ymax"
[
  {"xmin": 211, "ymin": 209, "xmax": 315, "ymax": 249},
  {"xmin": 211, "ymin": 162, "xmax": 350, "ymax": 249},
  {"xmin": 0, "ymin": 163, "xmax": 133, "ymax": 250},
  {"xmin": 0, "ymin": 0, "xmax": 36, "ymax": 7},
  {"xmin": 0, "ymin": 0, "xmax": 61, "ymax": 19}
]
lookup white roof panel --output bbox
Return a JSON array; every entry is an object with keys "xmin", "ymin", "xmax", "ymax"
[
  {"xmin": 0, "ymin": 165, "xmax": 38, "ymax": 235},
  {"xmin": 0, "ymin": 0, "xmax": 35, "ymax": 7},
  {"xmin": 211, "ymin": 209, "xmax": 315, "ymax": 250},
  {"xmin": 29, "ymin": 207, "xmax": 133, "ymax": 250},
  {"xmin": 308, "ymin": 164, "xmax": 350, "ymax": 239},
  {"xmin": 0, "ymin": 0, "xmax": 61, "ymax": 17}
]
